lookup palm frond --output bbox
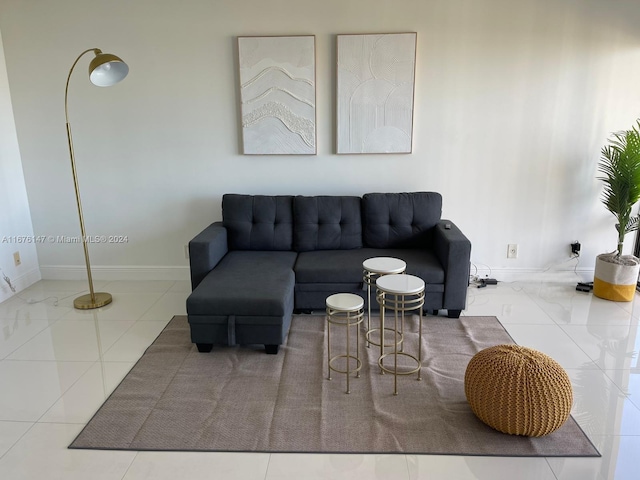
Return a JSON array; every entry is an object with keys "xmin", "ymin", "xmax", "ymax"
[
  {"xmin": 624, "ymin": 215, "xmax": 640, "ymax": 235},
  {"xmin": 597, "ymin": 120, "xmax": 640, "ymax": 256}
]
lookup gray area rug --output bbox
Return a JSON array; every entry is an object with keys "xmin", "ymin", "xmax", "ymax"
[{"xmin": 69, "ymin": 315, "xmax": 599, "ymax": 456}]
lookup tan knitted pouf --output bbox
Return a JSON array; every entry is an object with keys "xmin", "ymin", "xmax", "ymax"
[{"xmin": 464, "ymin": 344, "xmax": 573, "ymax": 437}]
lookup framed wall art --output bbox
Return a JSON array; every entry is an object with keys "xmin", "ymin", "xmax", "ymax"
[
  {"xmin": 336, "ymin": 33, "xmax": 417, "ymax": 154},
  {"xmin": 237, "ymin": 35, "xmax": 316, "ymax": 155}
]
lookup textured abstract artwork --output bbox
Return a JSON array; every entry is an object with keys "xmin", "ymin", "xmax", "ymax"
[
  {"xmin": 337, "ymin": 33, "xmax": 417, "ymax": 154},
  {"xmin": 238, "ymin": 35, "xmax": 316, "ymax": 155}
]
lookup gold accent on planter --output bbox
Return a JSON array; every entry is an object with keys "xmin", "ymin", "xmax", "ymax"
[{"xmin": 593, "ymin": 278, "xmax": 636, "ymax": 302}]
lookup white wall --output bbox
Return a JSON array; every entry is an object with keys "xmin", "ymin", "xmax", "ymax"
[
  {"xmin": 0, "ymin": 27, "xmax": 40, "ymax": 301},
  {"xmin": 1, "ymin": 0, "xmax": 640, "ymax": 282}
]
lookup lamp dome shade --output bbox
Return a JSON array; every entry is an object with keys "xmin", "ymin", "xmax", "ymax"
[{"xmin": 88, "ymin": 52, "xmax": 129, "ymax": 87}]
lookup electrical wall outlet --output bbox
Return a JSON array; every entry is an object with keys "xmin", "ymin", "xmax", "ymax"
[
  {"xmin": 507, "ymin": 244, "xmax": 518, "ymax": 259},
  {"xmin": 571, "ymin": 241, "xmax": 581, "ymax": 256},
  {"xmin": 13, "ymin": 251, "xmax": 21, "ymax": 266}
]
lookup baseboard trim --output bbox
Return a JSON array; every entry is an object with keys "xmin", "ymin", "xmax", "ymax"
[
  {"xmin": 39, "ymin": 265, "xmax": 190, "ymax": 282},
  {"xmin": 38, "ymin": 265, "xmax": 592, "ymax": 285},
  {"xmin": 0, "ymin": 267, "xmax": 42, "ymax": 303}
]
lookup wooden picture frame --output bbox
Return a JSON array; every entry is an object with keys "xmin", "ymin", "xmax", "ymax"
[
  {"xmin": 238, "ymin": 35, "xmax": 317, "ymax": 155},
  {"xmin": 336, "ymin": 33, "xmax": 417, "ymax": 154}
]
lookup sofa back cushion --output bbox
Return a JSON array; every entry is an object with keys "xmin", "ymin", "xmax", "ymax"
[
  {"xmin": 362, "ymin": 192, "xmax": 442, "ymax": 248},
  {"xmin": 222, "ymin": 194, "xmax": 293, "ymax": 251},
  {"xmin": 293, "ymin": 196, "xmax": 363, "ymax": 252}
]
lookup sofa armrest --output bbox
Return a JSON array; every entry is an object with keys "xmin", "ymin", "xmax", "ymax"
[
  {"xmin": 189, "ymin": 222, "xmax": 228, "ymax": 290},
  {"xmin": 433, "ymin": 220, "xmax": 472, "ymax": 310}
]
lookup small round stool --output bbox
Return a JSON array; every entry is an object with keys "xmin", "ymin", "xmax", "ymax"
[
  {"xmin": 363, "ymin": 257, "xmax": 406, "ymax": 349},
  {"xmin": 464, "ymin": 344, "xmax": 573, "ymax": 437},
  {"xmin": 326, "ymin": 293, "xmax": 365, "ymax": 394},
  {"xmin": 376, "ymin": 274, "xmax": 425, "ymax": 395}
]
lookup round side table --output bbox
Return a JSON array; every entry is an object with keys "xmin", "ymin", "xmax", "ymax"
[
  {"xmin": 362, "ymin": 257, "xmax": 406, "ymax": 349},
  {"xmin": 376, "ymin": 274, "xmax": 425, "ymax": 395},
  {"xmin": 325, "ymin": 293, "xmax": 365, "ymax": 394}
]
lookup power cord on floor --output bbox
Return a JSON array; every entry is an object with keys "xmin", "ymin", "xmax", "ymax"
[
  {"xmin": 469, "ymin": 262, "xmax": 495, "ymax": 288},
  {"xmin": 539, "ymin": 253, "xmax": 581, "ymax": 277},
  {"xmin": 1, "ymin": 267, "xmax": 16, "ymax": 293},
  {"xmin": 17, "ymin": 290, "xmax": 89, "ymax": 307},
  {"xmin": 471, "ymin": 253, "xmax": 582, "ymax": 284},
  {"xmin": 0, "ymin": 267, "xmax": 89, "ymax": 307},
  {"xmin": 20, "ymin": 295, "xmax": 60, "ymax": 306}
]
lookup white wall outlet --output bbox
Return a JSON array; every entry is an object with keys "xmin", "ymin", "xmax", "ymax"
[
  {"xmin": 507, "ymin": 244, "xmax": 518, "ymax": 259},
  {"xmin": 13, "ymin": 251, "xmax": 21, "ymax": 266},
  {"xmin": 184, "ymin": 245, "xmax": 189, "ymax": 260}
]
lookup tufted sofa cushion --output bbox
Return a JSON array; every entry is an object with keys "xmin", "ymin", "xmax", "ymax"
[
  {"xmin": 362, "ymin": 192, "xmax": 442, "ymax": 248},
  {"xmin": 293, "ymin": 196, "xmax": 363, "ymax": 252},
  {"xmin": 223, "ymin": 194, "xmax": 293, "ymax": 251}
]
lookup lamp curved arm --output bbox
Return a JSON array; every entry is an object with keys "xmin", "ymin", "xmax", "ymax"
[{"xmin": 64, "ymin": 48, "xmax": 100, "ymax": 124}]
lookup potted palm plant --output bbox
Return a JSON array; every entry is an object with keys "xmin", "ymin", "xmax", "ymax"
[{"xmin": 593, "ymin": 119, "xmax": 640, "ymax": 301}]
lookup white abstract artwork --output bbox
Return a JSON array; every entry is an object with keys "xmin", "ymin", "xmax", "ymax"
[
  {"xmin": 337, "ymin": 33, "xmax": 417, "ymax": 154},
  {"xmin": 238, "ymin": 36, "xmax": 316, "ymax": 155}
]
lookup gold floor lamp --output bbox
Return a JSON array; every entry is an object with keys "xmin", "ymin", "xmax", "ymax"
[{"xmin": 65, "ymin": 48, "xmax": 129, "ymax": 309}]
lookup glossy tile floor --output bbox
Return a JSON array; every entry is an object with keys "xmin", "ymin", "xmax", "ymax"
[{"xmin": 0, "ymin": 279, "xmax": 638, "ymax": 479}]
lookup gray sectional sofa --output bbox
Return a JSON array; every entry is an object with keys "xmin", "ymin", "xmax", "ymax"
[{"xmin": 186, "ymin": 192, "xmax": 471, "ymax": 354}]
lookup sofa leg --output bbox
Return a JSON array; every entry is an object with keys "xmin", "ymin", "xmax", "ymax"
[
  {"xmin": 196, "ymin": 343, "xmax": 213, "ymax": 353},
  {"xmin": 447, "ymin": 310, "xmax": 462, "ymax": 319},
  {"xmin": 429, "ymin": 309, "xmax": 439, "ymax": 316},
  {"xmin": 265, "ymin": 344, "xmax": 280, "ymax": 355}
]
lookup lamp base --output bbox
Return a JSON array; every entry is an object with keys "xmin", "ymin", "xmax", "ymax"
[{"xmin": 74, "ymin": 292, "xmax": 112, "ymax": 310}]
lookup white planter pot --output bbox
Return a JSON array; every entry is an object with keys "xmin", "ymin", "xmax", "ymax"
[{"xmin": 593, "ymin": 254, "xmax": 640, "ymax": 302}]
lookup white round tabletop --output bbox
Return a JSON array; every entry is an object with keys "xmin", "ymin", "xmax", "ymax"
[
  {"xmin": 376, "ymin": 274, "xmax": 425, "ymax": 295},
  {"xmin": 326, "ymin": 293, "xmax": 364, "ymax": 311},
  {"xmin": 362, "ymin": 257, "xmax": 406, "ymax": 274}
]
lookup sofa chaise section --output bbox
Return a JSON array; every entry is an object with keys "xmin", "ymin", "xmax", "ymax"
[{"xmin": 187, "ymin": 195, "xmax": 296, "ymax": 354}]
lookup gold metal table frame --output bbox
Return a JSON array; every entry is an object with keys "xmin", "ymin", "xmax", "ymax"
[
  {"xmin": 326, "ymin": 293, "xmax": 365, "ymax": 394},
  {"xmin": 376, "ymin": 275, "xmax": 425, "ymax": 395},
  {"xmin": 362, "ymin": 257, "xmax": 406, "ymax": 350}
]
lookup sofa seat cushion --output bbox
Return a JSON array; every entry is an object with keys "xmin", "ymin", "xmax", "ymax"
[
  {"xmin": 294, "ymin": 248, "xmax": 445, "ymax": 286},
  {"xmin": 187, "ymin": 251, "xmax": 297, "ymax": 317}
]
